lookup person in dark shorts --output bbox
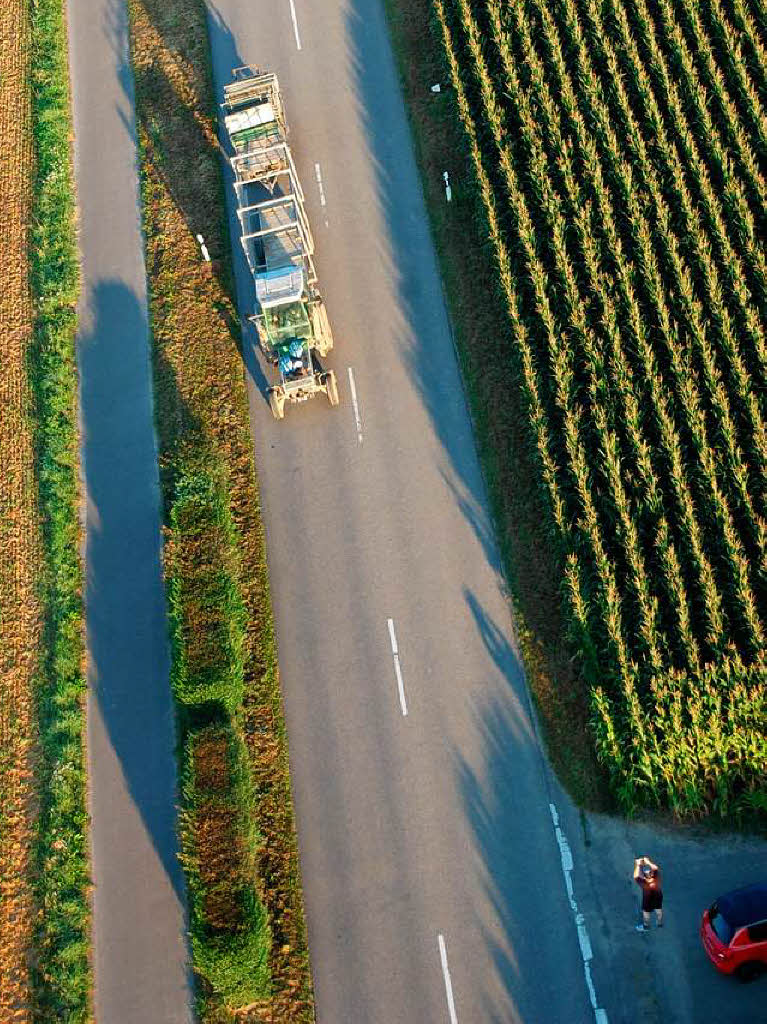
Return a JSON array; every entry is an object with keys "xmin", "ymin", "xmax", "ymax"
[{"xmin": 634, "ymin": 856, "xmax": 663, "ymax": 930}]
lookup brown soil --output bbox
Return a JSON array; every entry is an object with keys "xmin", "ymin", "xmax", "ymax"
[
  {"xmin": 190, "ymin": 732, "xmax": 246, "ymax": 929},
  {"xmin": 0, "ymin": 2, "xmax": 42, "ymax": 1020},
  {"xmin": 193, "ymin": 729, "xmax": 230, "ymax": 794},
  {"xmin": 195, "ymin": 799, "xmax": 245, "ymax": 931}
]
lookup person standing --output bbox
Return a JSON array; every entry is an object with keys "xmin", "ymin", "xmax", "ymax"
[{"xmin": 634, "ymin": 856, "xmax": 663, "ymax": 930}]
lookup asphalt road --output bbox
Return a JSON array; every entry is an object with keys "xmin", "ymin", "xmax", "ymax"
[
  {"xmin": 67, "ymin": 0, "xmax": 193, "ymax": 1020},
  {"xmin": 206, "ymin": 1, "xmax": 615, "ymax": 1020}
]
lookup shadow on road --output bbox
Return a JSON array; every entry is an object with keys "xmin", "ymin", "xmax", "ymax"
[
  {"xmin": 338, "ymin": 7, "xmax": 616, "ymax": 1021},
  {"xmin": 105, "ymin": 0, "xmax": 271, "ymax": 407},
  {"xmin": 457, "ymin": 591, "xmax": 537, "ymax": 1024},
  {"xmin": 342, "ymin": 0, "xmax": 506, "ymax": 579},
  {"xmin": 78, "ymin": 279, "xmax": 187, "ymax": 911},
  {"xmin": 106, "ymin": 0, "xmax": 234, "ymax": 301}
]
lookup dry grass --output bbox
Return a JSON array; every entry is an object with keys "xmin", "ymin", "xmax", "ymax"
[
  {"xmin": 127, "ymin": 0, "xmax": 313, "ymax": 1017},
  {"xmin": 0, "ymin": 2, "xmax": 42, "ymax": 1017}
]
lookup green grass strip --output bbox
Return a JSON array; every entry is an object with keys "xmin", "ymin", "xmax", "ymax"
[{"xmin": 28, "ymin": 0, "xmax": 90, "ymax": 1018}]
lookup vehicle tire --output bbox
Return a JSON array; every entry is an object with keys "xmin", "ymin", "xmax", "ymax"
[
  {"xmin": 326, "ymin": 370, "xmax": 339, "ymax": 406},
  {"xmin": 269, "ymin": 389, "xmax": 285, "ymax": 419},
  {"xmin": 735, "ymin": 962, "xmax": 764, "ymax": 983}
]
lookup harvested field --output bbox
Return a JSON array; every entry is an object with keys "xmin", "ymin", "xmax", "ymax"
[
  {"xmin": 0, "ymin": 1, "xmax": 40, "ymax": 1016},
  {"xmin": 389, "ymin": 0, "xmax": 767, "ymax": 823},
  {"xmin": 126, "ymin": 0, "xmax": 313, "ymax": 1017}
]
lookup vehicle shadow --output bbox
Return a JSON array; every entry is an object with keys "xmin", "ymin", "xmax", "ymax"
[
  {"xmin": 203, "ymin": 0, "xmax": 276, "ymax": 406},
  {"xmin": 104, "ymin": 0, "xmax": 272, "ymax": 404}
]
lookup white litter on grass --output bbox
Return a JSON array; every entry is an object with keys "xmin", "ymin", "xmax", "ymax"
[
  {"xmin": 196, "ymin": 234, "xmax": 211, "ymax": 261},
  {"xmin": 549, "ymin": 803, "xmax": 608, "ymax": 1023},
  {"xmin": 431, "ymin": 83, "xmax": 442, "ymax": 93}
]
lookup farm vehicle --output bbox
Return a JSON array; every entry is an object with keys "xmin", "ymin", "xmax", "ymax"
[{"xmin": 222, "ymin": 68, "xmax": 339, "ymax": 418}]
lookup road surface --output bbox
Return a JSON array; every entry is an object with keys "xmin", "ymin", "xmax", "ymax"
[
  {"xmin": 67, "ymin": 0, "xmax": 194, "ymax": 1019},
  {"xmin": 206, "ymin": 1, "xmax": 615, "ymax": 1020}
]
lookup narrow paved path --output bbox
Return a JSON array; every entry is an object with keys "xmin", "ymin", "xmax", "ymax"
[
  {"xmin": 207, "ymin": 1, "xmax": 616, "ymax": 1021},
  {"xmin": 67, "ymin": 0, "xmax": 193, "ymax": 1019}
]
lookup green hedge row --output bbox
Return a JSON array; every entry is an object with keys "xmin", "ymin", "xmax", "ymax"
[{"xmin": 167, "ymin": 465, "xmax": 271, "ymax": 1007}]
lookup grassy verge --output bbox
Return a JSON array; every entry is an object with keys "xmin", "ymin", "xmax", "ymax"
[
  {"xmin": 383, "ymin": 0, "xmax": 607, "ymax": 810},
  {"xmin": 0, "ymin": 0, "xmax": 89, "ymax": 1017},
  {"xmin": 0, "ymin": 0, "xmax": 94, "ymax": 1017},
  {"xmin": 28, "ymin": 0, "xmax": 90, "ymax": 1017},
  {"xmin": 126, "ymin": 0, "xmax": 313, "ymax": 1017}
]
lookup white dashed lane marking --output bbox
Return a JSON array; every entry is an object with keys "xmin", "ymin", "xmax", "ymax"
[
  {"xmin": 314, "ymin": 161, "xmax": 327, "ymax": 206},
  {"xmin": 348, "ymin": 367, "xmax": 362, "ymax": 444},
  {"xmin": 438, "ymin": 934, "xmax": 459, "ymax": 1024},
  {"xmin": 386, "ymin": 618, "xmax": 408, "ymax": 716},
  {"xmin": 549, "ymin": 803, "xmax": 608, "ymax": 1024},
  {"xmin": 288, "ymin": 0, "xmax": 302, "ymax": 50}
]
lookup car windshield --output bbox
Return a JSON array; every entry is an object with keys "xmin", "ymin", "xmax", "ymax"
[{"xmin": 710, "ymin": 903, "xmax": 735, "ymax": 945}]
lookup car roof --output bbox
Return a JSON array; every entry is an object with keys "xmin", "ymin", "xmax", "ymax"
[{"xmin": 717, "ymin": 883, "xmax": 767, "ymax": 929}]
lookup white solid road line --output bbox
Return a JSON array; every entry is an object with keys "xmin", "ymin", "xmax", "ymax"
[
  {"xmin": 549, "ymin": 804, "xmax": 609, "ymax": 1024},
  {"xmin": 288, "ymin": 0, "xmax": 302, "ymax": 50},
  {"xmin": 438, "ymin": 934, "xmax": 459, "ymax": 1024},
  {"xmin": 313, "ymin": 160, "xmax": 325, "ymax": 204},
  {"xmin": 348, "ymin": 367, "xmax": 363, "ymax": 444},
  {"xmin": 386, "ymin": 618, "xmax": 408, "ymax": 716}
]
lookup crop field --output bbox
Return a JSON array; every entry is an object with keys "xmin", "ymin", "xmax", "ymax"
[
  {"xmin": 413, "ymin": 0, "xmax": 767, "ymax": 820},
  {"xmin": 0, "ymin": 1, "xmax": 40, "ymax": 1014}
]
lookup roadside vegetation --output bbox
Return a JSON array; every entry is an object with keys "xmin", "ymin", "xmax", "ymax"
[
  {"xmin": 386, "ymin": 0, "xmax": 766, "ymax": 825},
  {"xmin": 0, "ymin": 0, "xmax": 89, "ymax": 1020},
  {"xmin": 127, "ymin": 0, "xmax": 313, "ymax": 1018}
]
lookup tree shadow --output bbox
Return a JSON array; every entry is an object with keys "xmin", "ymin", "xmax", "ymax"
[
  {"xmin": 456, "ymin": 588, "xmax": 603, "ymax": 1022},
  {"xmin": 78, "ymin": 279, "xmax": 191, "ymax": 915},
  {"xmin": 338, "ymin": 0, "xmax": 510, "ymax": 578}
]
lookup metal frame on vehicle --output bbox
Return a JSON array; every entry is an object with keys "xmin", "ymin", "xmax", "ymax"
[{"xmin": 222, "ymin": 67, "xmax": 338, "ymax": 417}]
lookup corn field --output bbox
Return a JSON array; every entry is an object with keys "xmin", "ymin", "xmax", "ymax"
[{"xmin": 433, "ymin": 0, "xmax": 767, "ymax": 818}]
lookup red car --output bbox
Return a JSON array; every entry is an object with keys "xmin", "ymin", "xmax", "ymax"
[{"xmin": 701, "ymin": 882, "xmax": 767, "ymax": 982}]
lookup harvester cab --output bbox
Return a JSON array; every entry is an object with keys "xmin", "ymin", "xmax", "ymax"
[{"xmin": 222, "ymin": 67, "xmax": 339, "ymax": 418}]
